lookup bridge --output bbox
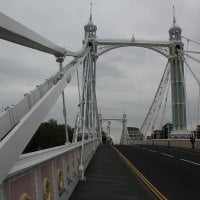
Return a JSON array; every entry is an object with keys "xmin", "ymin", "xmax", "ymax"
[{"xmin": 1, "ymin": 5, "xmax": 200, "ymax": 200}]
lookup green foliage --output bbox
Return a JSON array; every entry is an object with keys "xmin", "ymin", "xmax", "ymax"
[{"xmin": 23, "ymin": 119, "xmax": 74, "ymax": 153}]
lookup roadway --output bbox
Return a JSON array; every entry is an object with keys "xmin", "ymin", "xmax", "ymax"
[
  {"xmin": 70, "ymin": 144, "xmax": 155, "ymax": 200},
  {"xmin": 116, "ymin": 145, "xmax": 200, "ymax": 200}
]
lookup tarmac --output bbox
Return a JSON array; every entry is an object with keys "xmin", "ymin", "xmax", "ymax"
[{"xmin": 69, "ymin": 144, "xmax": 155, "ymax": 200}]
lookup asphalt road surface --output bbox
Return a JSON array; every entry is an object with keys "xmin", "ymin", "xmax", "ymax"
[
  {"xmin": 116, "ymin": 145, "xmax": 200, "ymax": 200},
  {"xmin": 70, "ymin": 145, "xmax": 155, "ymax": 200}
]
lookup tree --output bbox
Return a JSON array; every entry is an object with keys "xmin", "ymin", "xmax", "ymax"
[{"xmin": 23, "ymin": 120, "xmax": 74, "ymax": 153}]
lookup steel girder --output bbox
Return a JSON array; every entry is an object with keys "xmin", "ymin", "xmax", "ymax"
[
  {"xmin": 95, "ymin": 39, "xmax": 170, "ymax": 58},
  {"xmin": 0, "ymin": 12, "xmax": 77, "ymax": 57}
]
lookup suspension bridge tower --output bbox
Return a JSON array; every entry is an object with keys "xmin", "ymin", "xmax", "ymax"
[
  {"xmin": 79, "ymin": 4, "xmax": 99, "ymax": 142},
  {"xmin": 168, "ymin": 7, "xmax": 187, "ymax": 137}
]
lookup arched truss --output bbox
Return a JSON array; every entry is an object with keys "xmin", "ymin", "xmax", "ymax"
[{"xmin": 95, "ymin": 39, "xmax": 170, "ymax": 58}]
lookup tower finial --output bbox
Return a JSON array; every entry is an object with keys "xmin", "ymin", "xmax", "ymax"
[
  {"xmin": 89, "ymin": 2, "xmax": 93, "ymax": 22},
  {"xmin": 173, "ymin": 5, "xmax": 176, "ymax": 25}
]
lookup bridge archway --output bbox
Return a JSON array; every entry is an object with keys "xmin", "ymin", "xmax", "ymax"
[
  {"xmin": 99, "ymin": 113, "xmax": 129, "ymax": 144},
  {"xmin": 96, "ymin": 46, "xmax": 170, "ymax": 134},
  {"xmin": 93, "ymin": 36, "xmax": 186, "ymax": 134}
]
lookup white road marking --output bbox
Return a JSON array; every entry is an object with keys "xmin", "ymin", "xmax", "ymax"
[
  {"xmin": 180, "ymin": 159, "xmax": 200, "ymax": 166},
  {"xmin": 149, "ymin": 150, "xmax": 157, "ymax": 153},
  {"xmin": 161, "ymin": 153, "xmax": 174, "ymax": 158}
]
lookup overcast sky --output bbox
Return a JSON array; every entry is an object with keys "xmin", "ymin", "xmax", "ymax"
[{"xmin": 1, "ymin": 0, "xmax": 200, "ymax": 143}]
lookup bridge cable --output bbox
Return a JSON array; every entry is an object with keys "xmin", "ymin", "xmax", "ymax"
[
  {"xmin": 150, "ymin": 67, "xmax": 170, "ymax": 132},
  {"xmin": 152, "ymin": 73, "xmax": 168, "ymax": 131},
  {"xmin": 178, "ymin": 51, "xmax": 199, "ymax": 130},
  {"xmin": 182, "ymin": 36, "xmax": 200, "ymax": 47},
  {"xmin": 147, "ymin": 63, "xmax": 170, "ymax": 132},
  {"xmin": 182, "ymin": 50, "xmax": 200, "ymax": 55},
  {"xmin": 160, "ymin": 78, "xmax": 170, "ymax": 128},
  {"xmin": 77, "ymin": 69, "xmax": 81, "ymax": 104},
  {"xmin": 197, "ymin": 88, "xmax": 200, "ymax": 127},
  {"xmin": 140, "ymin": 61, "xmax": 169, "ymax": 132},
  {"xmin": 182, "ymin": 52, "xmax": 200, "ymax": 65},
  {"xmin": 177, "ymin": 53, "xmax": 193, "ymax": 130},
  {"xmin": 140, "ymin": 60, "xmax": 170, "ymax": 134},
  {"xmin": 80, "ymin": 54, "xmax": 91, "ymax": 179},
  {"xmin": 182, "ymin": 56, "xmax": 200, "ymax": 128},
  {"xmin": 73, "ymin": 69, "xmax": 82, "ymax": 143}
]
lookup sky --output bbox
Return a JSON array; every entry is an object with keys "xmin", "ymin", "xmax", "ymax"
[{"xmin": 0, "ymin": 0, "xmax": 200, "ymax": 143}]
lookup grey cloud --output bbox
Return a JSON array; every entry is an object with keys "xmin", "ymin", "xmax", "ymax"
[{"xmin": 1, "ymin": 0, "xmax": 200, "ymax": 139}]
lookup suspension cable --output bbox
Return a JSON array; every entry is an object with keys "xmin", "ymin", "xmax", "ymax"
[
  {"xmin": 160, "ymin": 78, "xmax": 170, "ymax": 127},
  {"xmin": 140, "ymin": 61, "xmax": 170, "ymax": 134},
  {"xmin": 182, "ymin": 50, "xmax": 200, "ymax": 54},
  {"xmin": 150, "ymin": 68, "xmax": 170, "ymax": 131},
  {"xmin": 183, "ymin": 57, "xmax": 200, "ymax": 87},
  {"xmin": 197, "ymin": 88, "xmax": 200, "ymax": 126},
  {"xmin": 185, "ymin": 39, "xmax": 189, "ymax": 88},
  {"xmin": 182, "ymin": 36, "xmax": 200, "ymax": 46},
  {"xmin": 151, "ymin": 93, "xmax": 165, "ymax": 131},
  {"xmin": 183, "ymin": 57, "xmax": 200, "ymax": 129},
  {"xmin": 143, "ymin": 68, "xmax": 169, "ymax": 134},
  {"xmin": 77, "ymin": 69, "xmax": 81, "ymax": 105},
  {"xmin": 180, "ymin": 50, "xmax": 200, "ymax": 64},
  {"xmin": 177, "ymin": 53, "xmax": 194, "ymax": 130}
]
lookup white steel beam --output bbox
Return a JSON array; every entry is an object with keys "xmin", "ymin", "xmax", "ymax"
[
  {"xmin": 96, "ymin": 38, "xmax": 170, "ymax": 47},
  {"xmin": 0, "ymin": 12, "xmax": 77, "ymax": 57},
  {"xmin": 0, "ymin": 50, "xmax": 89, "ymax": 186}
]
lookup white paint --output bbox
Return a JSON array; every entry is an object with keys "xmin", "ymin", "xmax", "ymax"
[
  {"xmin": 149, "ymin": 149, "xmax": 157, "ymax": 153},
  {"xmin": 180, "ymin": 159, "xmax": 200, "ymax": 166},
  {"xmin": 161, "ymin": 153, "xmax": 174, "ymax": 158}
]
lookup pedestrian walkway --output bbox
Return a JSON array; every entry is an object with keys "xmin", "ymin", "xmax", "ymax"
[{"xmin": 69, "ymin": 145, "xmax": 154, "ymax": 200}]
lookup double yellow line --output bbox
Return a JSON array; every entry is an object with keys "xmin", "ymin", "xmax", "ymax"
[{"xmin": 113, "ymin": 146, "xmax": 167, "ymax": 200}]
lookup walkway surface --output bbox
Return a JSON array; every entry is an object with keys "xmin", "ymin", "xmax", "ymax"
[{"xmin": 69, "ymin": 144, "xmax": 154, "ymax": 200}]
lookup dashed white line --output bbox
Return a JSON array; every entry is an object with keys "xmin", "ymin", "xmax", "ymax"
[
  {"xmin": 149, "ymin": 150, "xmax": 157, "ymax": 153},
  {"xmin": 180, "ymin": 159, "xmax": 200, "ymax": 166},
  {"xmin": 161, "ymin": 153, "xmax": 174, "ymax": 158}
]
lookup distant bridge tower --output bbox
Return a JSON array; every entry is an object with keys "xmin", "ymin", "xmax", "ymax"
[
  {"xmin": 107, "ymin": 121, "xmax": 111, "ymax": 136},
  {"xmin": 168, "ymin": 7, "xmax": 187, "ymax": 133},
  {"xmin": 120, "ymin": 113, "xmax": 130, "ymax": 145}
]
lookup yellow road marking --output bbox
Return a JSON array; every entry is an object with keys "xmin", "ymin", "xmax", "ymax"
[{"xmin": 113, "ymin": 146, "xmax": 167, "ymax": 200}]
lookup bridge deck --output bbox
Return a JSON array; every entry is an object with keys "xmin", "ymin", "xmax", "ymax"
[{"xmin": 69, "ymin": 144, "xmax": 154, "ymax": 200}]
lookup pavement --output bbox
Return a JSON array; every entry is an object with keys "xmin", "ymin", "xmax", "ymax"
[
  {"xmin": 70, "ymin": 144, "xmax": 200, "ymax": 200},
  {"xmin": 116, "ymin": 145, "xmax": 200, "ymax": 200}
]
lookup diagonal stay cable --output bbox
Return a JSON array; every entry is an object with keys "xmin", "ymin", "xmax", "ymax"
[{"xmin": 140, "ymin": 60, "xmax": 169, "ymax": 134}]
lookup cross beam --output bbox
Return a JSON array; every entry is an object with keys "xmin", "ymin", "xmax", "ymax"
[{"xmin": 0, "ymin": 12, "xmax": 77, "ymax": 57}]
